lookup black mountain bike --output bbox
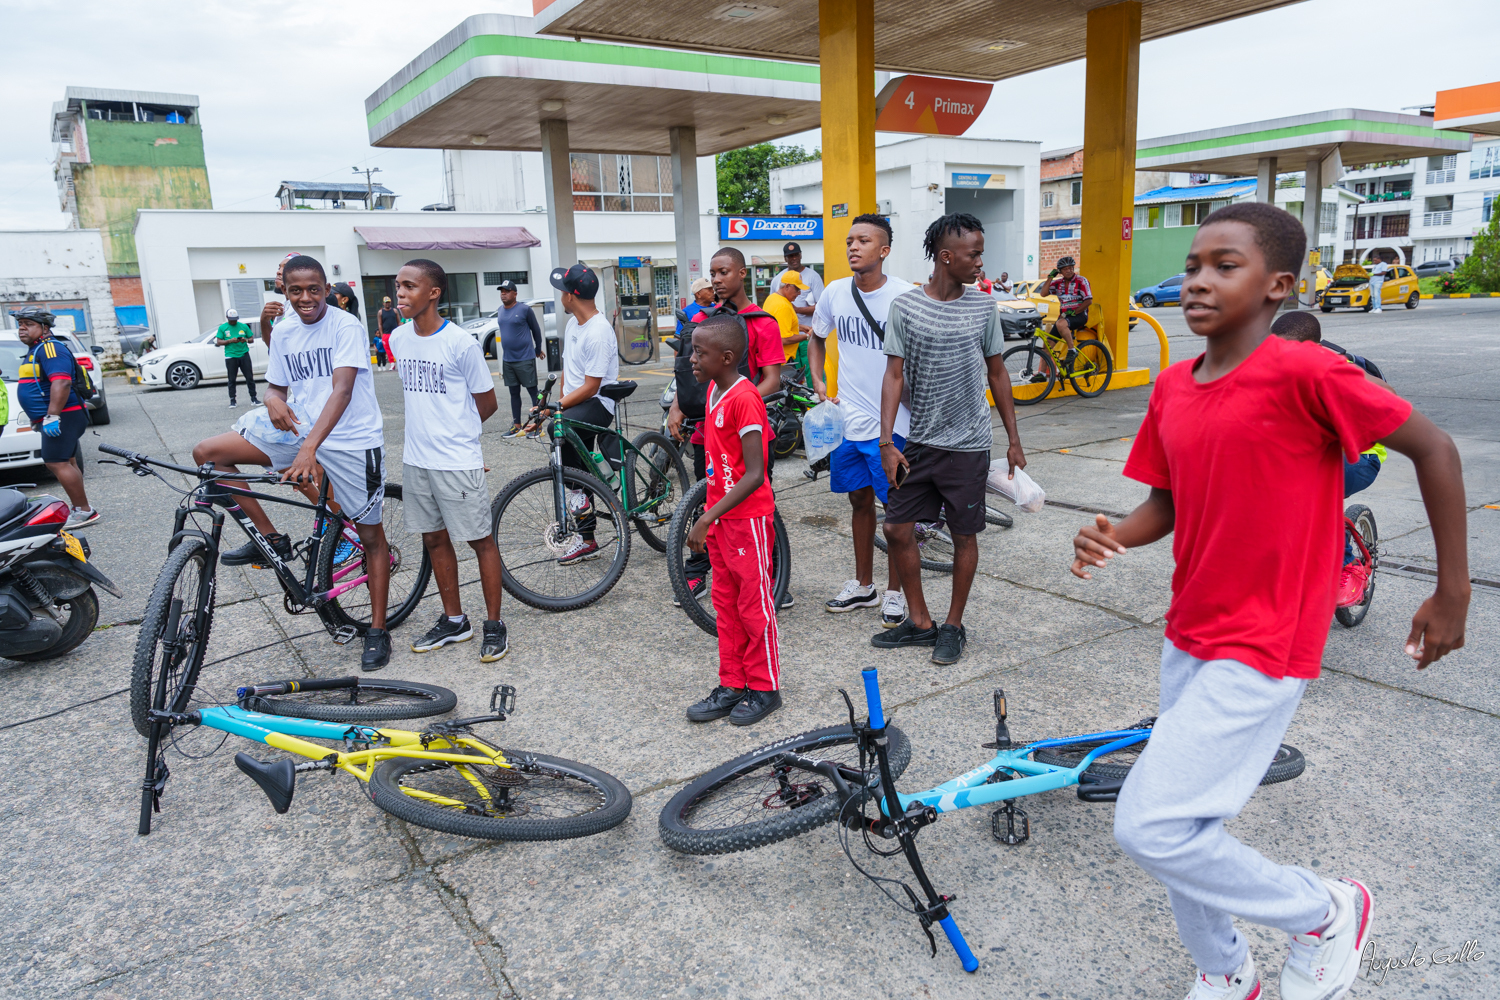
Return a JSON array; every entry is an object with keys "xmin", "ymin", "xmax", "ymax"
[{"xmin": 99, "ymin": 445, "xmax": 432, "ymax": 738}]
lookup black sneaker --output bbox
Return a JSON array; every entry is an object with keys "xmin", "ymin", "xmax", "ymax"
[
  {"xmin": 480, "ymin": 619, "xmax": 508, "ymax": 662},
  {"xmin": 361, "ymin": 628, "xmax": 391, "ymax": 672},
  {"xmin": 871, "ymin": 618, "xmax": 940, "ymax": 649},
  {"xmin": 729, "ymin": 689, "xmax": 782, "ymax": 726},
  {"xmin": 672, "ymin": 577, "xmax": 707, "ymax": 608},
  {"xmin": 931, "ymin": 623, "xmax": 968, "ymax": 665},
  {"xmin": 222, "ymin": 532, "xmax": 292, "ymax": 567},
  {"xmin": 686, "ymin": 685, "xmax": 744, "ymax": 723},
  {"xmin": 411, "ymin": 614, "xmax": 473, "ymax": 652}
]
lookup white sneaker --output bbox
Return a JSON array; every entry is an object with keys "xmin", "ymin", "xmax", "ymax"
[
  {"xmin": 880, "ymin": 589, "xmax": 907, "ymax": 628},
  {"xmin": 565, "ymin": 488, "xmax": 592, "ymax": 516},
  {"xmin": 65, "ymin": 507, "xmax": 100, "ymax": 529},
  {"xmin": 1279, "ymin": 877, "xmax": 1373, "ymax": 1000},
  {"xmin": 825, "ymin": 579, "xmax": 878, "ymax": 613},
  {"xmin": 1185, "ymin": 952, "xmax": 1260, "ymax": 999}
]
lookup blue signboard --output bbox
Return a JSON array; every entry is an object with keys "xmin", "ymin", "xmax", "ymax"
[
  {"xmin": 719, "ymin": 215, "xmax": 824, "ymax": 241},
  {"xmin": 951, "ymin": 172, "xmax": 1006, "ymax": 190},
  {"xmin": 617, "ymin": 256, "xmax": 651, "ymax": 268}
]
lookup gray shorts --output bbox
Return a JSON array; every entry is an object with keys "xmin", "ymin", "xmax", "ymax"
[
  {"xmin": 403, "ymin": 465, "xmax": 493, "ymax": 541},
  {"xmin": 241, "ymin": 432, "xmax": 386, "ymax": 525},
  {"xmin": 501, "ymin": 359, "xmax": 538, "ymax": 388}
]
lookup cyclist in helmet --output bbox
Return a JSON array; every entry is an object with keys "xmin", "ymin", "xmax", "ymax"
[
  {"xmin": 9, "ymin": 307, "xmax": 99, "ymax": 528},
  {"xmin": 1038, "ymin": 256, "xmax": 1091, "ymax": 367}
]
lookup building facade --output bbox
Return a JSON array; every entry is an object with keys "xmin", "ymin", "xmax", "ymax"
[
  {"xmin": 0, "ymin": 230, "xmax": 118, "ymax": 355},
  {"xmin": 1340, "ymin": 136, "xmax": 1500, "ymax": 265}
]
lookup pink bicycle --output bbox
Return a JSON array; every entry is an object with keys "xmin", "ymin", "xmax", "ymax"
[{"xmin": 99, "ymin": 445, "xmax": 431, "ymax": 738}]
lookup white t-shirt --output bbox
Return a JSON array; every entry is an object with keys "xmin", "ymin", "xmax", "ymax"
[
  {"xmin": 390, "ymin": 320, "xmax": 495, "ymax": 470},
  {"xmin": 812, "ymin": 275, "xmax": 914, "ymax": 441},
  {"xmin": 265, "ymin": 305, "xmax": 383, "ymax": 451},
  {"xmin": 563, "ymin": 312, "xmax": 620, "ymax": 414}
]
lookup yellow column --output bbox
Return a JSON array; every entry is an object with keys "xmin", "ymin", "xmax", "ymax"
[
  {"xmin": 818, "ymin": 0, "xmax": 876, "ymax": 398},
  {"xmin": 1079, "ymin": 1, "xmax": 1149, "ymax": 388}
]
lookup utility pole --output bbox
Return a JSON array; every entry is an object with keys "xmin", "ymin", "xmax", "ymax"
[{"xmin": 353, "ymin": 165, "xmax": 383, "ymax": 208}]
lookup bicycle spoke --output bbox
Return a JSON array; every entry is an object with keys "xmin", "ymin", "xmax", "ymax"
[
  {"xmin": 395, "ymin": 758, "xmax": 610, "ymax": 821},
  {"xmin": 682, "ymin": 742, "xmax": 874, "ymax": 831}
]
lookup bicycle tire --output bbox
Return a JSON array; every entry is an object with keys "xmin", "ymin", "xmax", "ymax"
[
  {"xmin": 625, "ymin": 430, "xmax": 691, "ymax": 553},
  {"xmin": 985, "ymin": 505, "xmax": 1014, "ymax": 529},
  {"xmin": 667, "ymin": 478, "xmax": 790, "ymax": 636},
  {"xmin": 492, "ymin": 465, "xmax": 631, "ymax": 612},
  {"xmin": 1032, "ymin": 738, "xmax": 1306, "ymax": 785},
  {"xmin": 874, "ymin": 508, "xmax": 956, "ymax": 574},
  {"xmin": 1068, "ymin": 339, "xmax": 1114, "ymax": 398},
  {"xmin": 317, "ymin": 484, "xmax": 433, "ymax": 634},
  {"xmin": 368, "ymin": 747, "xmax": 632, "ymax": 841},
  {"xmin": 659, "ymin": 724, "xmax": 912, "ymax": 856},
  {"xmin": 130, "ymin": 536, "xmax": 215, "ymax": 738},
  {"xmin": 1003, "ymin": 343, "xmax": 1054, "ymax": 406},
  {"xmin": 1335, "ymin": 504, "xmax": 1378, "ymax": 628},
  {"xmin": 3, "ymin": 587, "xmax": 98, "ymax": 662},
  {"xmin": 243, "ymin": 678, "xmax": 457, "ymax": 722}
]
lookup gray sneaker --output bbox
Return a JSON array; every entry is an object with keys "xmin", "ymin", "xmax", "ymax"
[
  {"xmin": 64, "ymin": 507, "xmax": 100, "ymax": 530},
  {"xmin": 931, "ymin": 623, "xmax": 967, "ymax": 665}
]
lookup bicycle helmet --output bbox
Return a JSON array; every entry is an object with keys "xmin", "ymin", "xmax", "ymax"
[
  {"xmin": 8, "ymin": 305, "xmax": 55, "ymax": 327},
  {"xmin": 1055, "ymin": 256, "xmax": 1076, "ymax": 269}
]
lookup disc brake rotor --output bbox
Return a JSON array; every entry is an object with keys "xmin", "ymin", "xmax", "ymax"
[{"xmin": 542, "ymin": 521, "xmax": 582, "ymax": 558}]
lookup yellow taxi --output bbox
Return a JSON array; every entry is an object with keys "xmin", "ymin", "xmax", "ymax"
[{"xmin": 1320, "ymin": 263, "xmax": 1420, "ymax": 313}]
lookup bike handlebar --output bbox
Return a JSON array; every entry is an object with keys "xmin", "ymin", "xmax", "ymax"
[
  {"xmin": 861, "ymin": 669, "xmax": 886, "ymax": 730},
  {"xmin": 938, "ymin": 915, "xmax": 979, "ymax": 973},
  {"xmin": 98, "ymin": 444, "xmax": 280, "ymax": 482},
  {"xmin": 237, "ymin": 676, "xmax": 359, "ymax": 699}
]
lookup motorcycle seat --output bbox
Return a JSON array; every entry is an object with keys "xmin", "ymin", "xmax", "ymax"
[{"xmin": 0, "ymin": 490, "xmax": 27, "ymax": 526}]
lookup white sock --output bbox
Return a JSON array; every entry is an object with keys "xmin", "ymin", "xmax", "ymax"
[{"xmin": 448, "ymin": 614, "xmax": 466, "ymax": 625}]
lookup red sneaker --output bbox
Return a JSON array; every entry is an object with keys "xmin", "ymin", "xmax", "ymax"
[{"xmin": 1336, "ymin": 563, "xmax": 1370, "ymax": 607}]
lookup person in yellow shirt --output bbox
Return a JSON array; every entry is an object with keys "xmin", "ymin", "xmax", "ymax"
[{"xmin": 764, "ymin": 272, "xmax": 811, "ymax": 373}]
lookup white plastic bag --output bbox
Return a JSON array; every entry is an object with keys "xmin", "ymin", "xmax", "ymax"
[
  {"xmin": 233, "ymin": 400, "xmax": 314, "ymax": 446},
  {"xmin": 986, "ymin": 459, "xmax": 1046, "ymax": 513},
  {"xmin": 802, "ymin": 400, "xmax": 845, "ymax": 466}
]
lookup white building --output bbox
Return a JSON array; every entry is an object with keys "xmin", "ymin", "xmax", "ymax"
[
  {"xmin": 769, "ymin": 136, "xmax": 1042, "ymax": 286},
  {"xmin": 0, "ymin": 230, "xmax": 118, "ymax": 355}
]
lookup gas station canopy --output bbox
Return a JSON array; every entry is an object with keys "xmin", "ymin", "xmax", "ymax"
[{"xmin": 1435, "ymin": 80, "xmax": 1500, "ymax": 137}]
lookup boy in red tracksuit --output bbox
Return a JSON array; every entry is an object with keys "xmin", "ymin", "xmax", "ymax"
[{"xmin": 684, "ymin": 314, "xmax": 783, "ymax": 726}]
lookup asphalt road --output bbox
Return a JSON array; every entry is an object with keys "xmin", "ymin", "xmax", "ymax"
[{"xmin": 0, "ymin": 300, "xmax": 1495, "ymax": 1000}]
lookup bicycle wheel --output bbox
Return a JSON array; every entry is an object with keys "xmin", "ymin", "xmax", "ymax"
[
  {"xmin": 1067, "ymin": 338, "xmax": 1114, "ymax": 398},
  {"xmin": 318, "ymin": 484, "xmax": 433, "ymax": 634},
  {"xmin": 625, "ymin": 430, "xmax": 691, "ymax": 553},
  {"xmin": 659, "ymin": 724, "xmax": 912, "ymax": 856},
  {"xmin": 1003, "ymin": 343, "xmax": 1055, "ymax": 406},
  {"xmin": 1032, "ymin": 736, "xmax": 1306, "ymax": 785},
  {"xmin": 368, "ymin": 747, "xmax": 632, "ymax": 842},
  {"xmin": 874, "ymin": 507, "xmax": 956, "ymax": 574},
  {"xmin": 1335, "ymin": 504, "xmax": 1378, "ymax": 628},
  {"xmin": 130, "ymin": 536, "xmax": 215, "ymax": 738},
  {"xmin": 985, "ymin": 505, "xmax": 1014, "ymax": 529},
  {"xmin": 491, "ymin": 465, "xmax": 630, "ymax": 611},
  {"xmin": 666, "ymin": 478, "xmax": 790, "ymax": 636},
  {"xmin": 242, "ymin": 677, "xmax": 457, "ymax": 722}
]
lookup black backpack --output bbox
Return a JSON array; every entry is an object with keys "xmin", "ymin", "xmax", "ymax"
[
  {"xmin": 31, "ymin": 337, "xmax": 98, "ymax": 404},
  {"xmin": 673, "ymin": 302, "xmax": 774, "ymax": 419},
  {"xmin": 1320, "ymin": 340, "xmax": 1385, "ymax": 382}
]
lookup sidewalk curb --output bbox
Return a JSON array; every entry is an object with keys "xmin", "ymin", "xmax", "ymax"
[{"xmin": 1419, "ymin": 292, "xmax": 1500, "ymax": 299}]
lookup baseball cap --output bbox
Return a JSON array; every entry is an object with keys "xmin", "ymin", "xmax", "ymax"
[
  {"xmin": 782, "ymin": 242, "xmax": 802, "ymax": 256},
  {"xmin": 496, "ymin": 279, "xmax": 517, "ymax": 292},
  {"xmin": 549, "ymin": 263, "xmax": 599, "ymax": 299},
  {"xmin": 226, "ymin": 308, "xmax": 239, "ymax": 321},
  {"xmin": 774, "ymin": 270, "xmax": 809, "ymax": 291},
  {"xmin": 688, "ymin": 277, "xmax": 712, "ymax": 295}
]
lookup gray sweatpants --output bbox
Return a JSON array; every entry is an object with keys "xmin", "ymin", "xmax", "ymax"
[{"xmin": 1114, "ymin": 639, "xmax": 1332, "ymax": 975}]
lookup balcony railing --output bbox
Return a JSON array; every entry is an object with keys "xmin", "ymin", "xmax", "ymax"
[
  {"xmin": 1425, "ymin": 169, "xmax": 1456, "ymax": 185},
  {"xmin": 1363, "ymin": 190, "xmax": 1411, "ymax": 203},
  {"xmin": 1423, "ymin": 211, "xmax": 1454, "ymax": 227}
]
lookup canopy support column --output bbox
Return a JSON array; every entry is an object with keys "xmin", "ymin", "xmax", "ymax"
[
  {"xmin": 1296, "ymin": 153, "xmax": 1323, "ymax": 311},
  {"xmin": 670, "ymin": 126, "xmax": 704, "ymax": 309},
  {"xmin": 1256, "ymin": 156, "xmax": 1278, "ymax": 203},
  {"xmin": 540, "ymin": 118, "xmax": 577, "ymax": 328}
]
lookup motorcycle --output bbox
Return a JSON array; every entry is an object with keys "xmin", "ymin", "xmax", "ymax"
[{"xmin": 0, "ymin": 488, "xmax": 120, "ymax": 662}]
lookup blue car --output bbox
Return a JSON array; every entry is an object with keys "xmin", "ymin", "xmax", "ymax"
[{"xmin": 1134, "ymin": 273, "xmax": 1184, "ymax": 308}]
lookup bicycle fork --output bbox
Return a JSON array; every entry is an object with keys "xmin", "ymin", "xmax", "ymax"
[{"xmin": 138, "ymin": 597, "xmax": 183, "ymax": 836}]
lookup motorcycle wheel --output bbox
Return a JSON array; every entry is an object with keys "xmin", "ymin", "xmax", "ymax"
[{"xmin": 3, "ymin": 587, "xmax": 99, "ymax": 662}]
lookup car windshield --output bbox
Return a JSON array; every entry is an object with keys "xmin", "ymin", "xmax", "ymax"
[
  {"xmin": 1330, "ymin": 276, "xmax": 1368, "ymax": 287},
  {"xmin": 0, "ymin": 341, "xmax": 26, "ymax": 382}
]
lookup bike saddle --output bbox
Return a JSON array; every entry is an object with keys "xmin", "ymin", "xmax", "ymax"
[
  {"xmin": 599, "ymin": 380, "xmax": 638, "ymax": 402},
  {"xmin": 0, "ymin": 489, "xmax": 28, "ymax": 527},
  {"xmin": 235, "ymin": 752, "xmax": 296, "ymax": 814}
]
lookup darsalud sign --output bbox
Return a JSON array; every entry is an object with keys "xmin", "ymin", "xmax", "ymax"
[
  {"xmin": 874, "ymin": 75, "xmax": 993, "ymax": 136},
  {"xmin": 719, "ymin": 216, "xmax": 824, "ymax": 241}
]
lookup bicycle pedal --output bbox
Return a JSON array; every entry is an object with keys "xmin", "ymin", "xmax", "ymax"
[
  {"xmin": 991, "ymin": 801, "xmax": 1030, "ymax": 846},
  {"xmin": 331, "ymin": 625, "xmax": 359, "ymax": 645}
]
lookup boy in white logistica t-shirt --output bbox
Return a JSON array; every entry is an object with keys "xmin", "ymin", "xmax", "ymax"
[
  {"xmin": 390, "ymin": 258, "xmax": 509, "ymax": 663},
  {"xmin": 808, "ymin": 213, "xmax": 914, "ymax": 626}
]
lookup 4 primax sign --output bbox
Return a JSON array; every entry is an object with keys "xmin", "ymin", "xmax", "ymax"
[{"xmin": 719, "ymin": 216, "xmax": 824, "ymax": 241}]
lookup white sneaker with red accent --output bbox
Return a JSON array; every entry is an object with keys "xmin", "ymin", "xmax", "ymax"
[
  {"xmin": 1280, "ymin": 877, "xmax": 1374, "ymax": 1000},
  {"xmin": 1185, "ymin": 952, "xmax": 1260, "ymax": 1000}
]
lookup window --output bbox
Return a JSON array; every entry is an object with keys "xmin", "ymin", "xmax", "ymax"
[
  {"xmin": 1070, "ymin": 180, "xmax": 1082, "ymax": 206},
  {"xmin": 569, "ymin": 153, "xmax": 674, "ymax": 212},
  {"xmin": 1319, "ymin": 202, "xmax": 1338, "ymax": 234},
  {"xmin": 1042, "ymin": 191, "xmax": 1054, "ymax": 208},
  {"xmin": 483, "ymin": 271, "xmax": 529, "ymax": 287},
  {"xmin": 1380, "ymin": 215, "xmax": 1409, "ymax": 238},
  {"xmin": 1052, "ymin": 229, "xmax": 1073, "ymax": 239},
  {"xmin": 1163, "ymin": 275, "xmax": 1183, "ymax": 288},
  {"xmin": 1164, "ymin": 204, "xmax": 1181, "ymax": 227},
  {"xmin": 1147, "ymin": 205, "xmax": 1162, "ymax": 228},
  {"xmin": 227, "ymin": 279, "xmax": 262, "ymax": 317},
  {"xmin": 1180, "ymin": 201, "xmax": 1214, "ymax": 226},
  {"xmin": 1040, "ymin": 230, "xmax": 1054, "ymax": 241},
  {"xmin": 1472, "ymin": 145, "xmax": 1500, "ymax": 180},
  {"xmin": 653, "ymin": 266, "xmax": 678, "ymax": 317},
  {"xmin": 437, "ymin": 273, "xmax": 480, "ymax": 324},
  {"xmin": 1485, "ymin": 192, "xmax": 1497, "ymax": 224}
]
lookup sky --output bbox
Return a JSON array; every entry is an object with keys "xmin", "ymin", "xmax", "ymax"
[{"xmin": 3, "ymin": 0, "xmax": 1497, "ymax": 230}]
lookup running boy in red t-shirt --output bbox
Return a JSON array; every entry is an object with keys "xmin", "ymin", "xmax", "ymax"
[
  {"xmin": 684, "ymin": 314, "xmax": 782, "ymax": 726},
  {"xmin": 1072, "ymin": 203, "xmax": 1468, "ymax": 1000}
]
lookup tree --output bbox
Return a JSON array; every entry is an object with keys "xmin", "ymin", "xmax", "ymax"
[
  {"xmin": 717, "ymin": 143, "xmax": 820, "ymax": 215},
  {"xmin": 1456, "ymin": 206, "xmax": 1500, "ymax": 293}
]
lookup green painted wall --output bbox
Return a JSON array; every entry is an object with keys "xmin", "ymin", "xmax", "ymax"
[
  {"xmin": 1131, "ymin": 226, "xmax": 1197, "ymax": 291},
  {"xmin": 82, "ymin": 119, "xmax": 208, "ymax": 169}
]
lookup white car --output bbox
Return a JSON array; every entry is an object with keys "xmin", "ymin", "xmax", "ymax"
[
  {"xmin": 461, "ymin": 298, "xmax": 556, "ymax": 359},
  {"xmin": 136, "ymin": 327, "xmax": 270, "ymax": 390},
  {"xmin": 0, "ymin": 331, "xmax": 110, "ymax": 471}
]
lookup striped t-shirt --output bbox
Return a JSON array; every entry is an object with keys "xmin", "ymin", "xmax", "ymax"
[{"xmin": 883, "ymin": 286, "xmax": 1005, "ymax": 452}]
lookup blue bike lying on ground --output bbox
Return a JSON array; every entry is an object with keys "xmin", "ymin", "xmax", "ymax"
[{"xmin": 660, "ymin": 669, "xmax": 1305, "ymax": 972}]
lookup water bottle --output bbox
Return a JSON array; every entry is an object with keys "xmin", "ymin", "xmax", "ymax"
[{"xmin": 802, "ymin": 400, "xmax": 844, "ymax": 466}]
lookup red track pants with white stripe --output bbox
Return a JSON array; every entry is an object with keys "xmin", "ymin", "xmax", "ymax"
[{"xmin": 707, "ymin": 514, "xmax": 781, "ymax": 692}]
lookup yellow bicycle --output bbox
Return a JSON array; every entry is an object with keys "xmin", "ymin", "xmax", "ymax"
[{"xmin": 1002, "ymin": 323, "xmax": 1114, "ymax": 405}]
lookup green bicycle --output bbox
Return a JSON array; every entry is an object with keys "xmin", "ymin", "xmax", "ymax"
[
  {"xmin": 1002, "ymin": 324, "xmax": 1114, "ymax": 405},
  {"xmin": 491, "ymin": 374, "xmax": 690, "ymax": 611}
]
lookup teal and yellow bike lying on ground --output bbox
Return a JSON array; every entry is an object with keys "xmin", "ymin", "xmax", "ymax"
[{"xmin": 659, "ymin": 669, "xmax": 1304, "ymax": 972}]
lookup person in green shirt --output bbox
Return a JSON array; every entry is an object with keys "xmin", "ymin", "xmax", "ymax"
[{"xmin": 217, "ymin": 308, "xmax": 259, "ymax": 407}]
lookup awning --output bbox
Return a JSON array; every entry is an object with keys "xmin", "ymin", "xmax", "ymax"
[{"xmin": 354, "ymin": 226, "xmax": 541, "ymax": 250}]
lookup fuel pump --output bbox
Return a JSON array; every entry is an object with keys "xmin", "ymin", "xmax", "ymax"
[{"xmin": 599, "ymin": 259, "xmax": 658, "ymax": 365}]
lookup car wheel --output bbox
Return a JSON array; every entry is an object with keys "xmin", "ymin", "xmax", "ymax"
[
  {"xmin": 166, "ymin": 361, "xmax": 201, "ymax": 390},
  {"xmin": 1139, "ymin": 294, "xmax": 1156, "ymax": 308},
  {"xmin": 1406, "ymin": 292, "xmax": 1419, "ymax": 310},
  {"xmin": 87, "ymin": 387, "xmax": 111, "ymax": 426},
  {"xmin": 1362, "ymin": 301, "xmax": 1374, "ymax": 313},
  {"xmin": 1321, "ymin": 307, "xmax": 1334, "ymax": 314},
  {"xmin": 484, "ymin": 335, "xmax": 496, "ymax": 360}
]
